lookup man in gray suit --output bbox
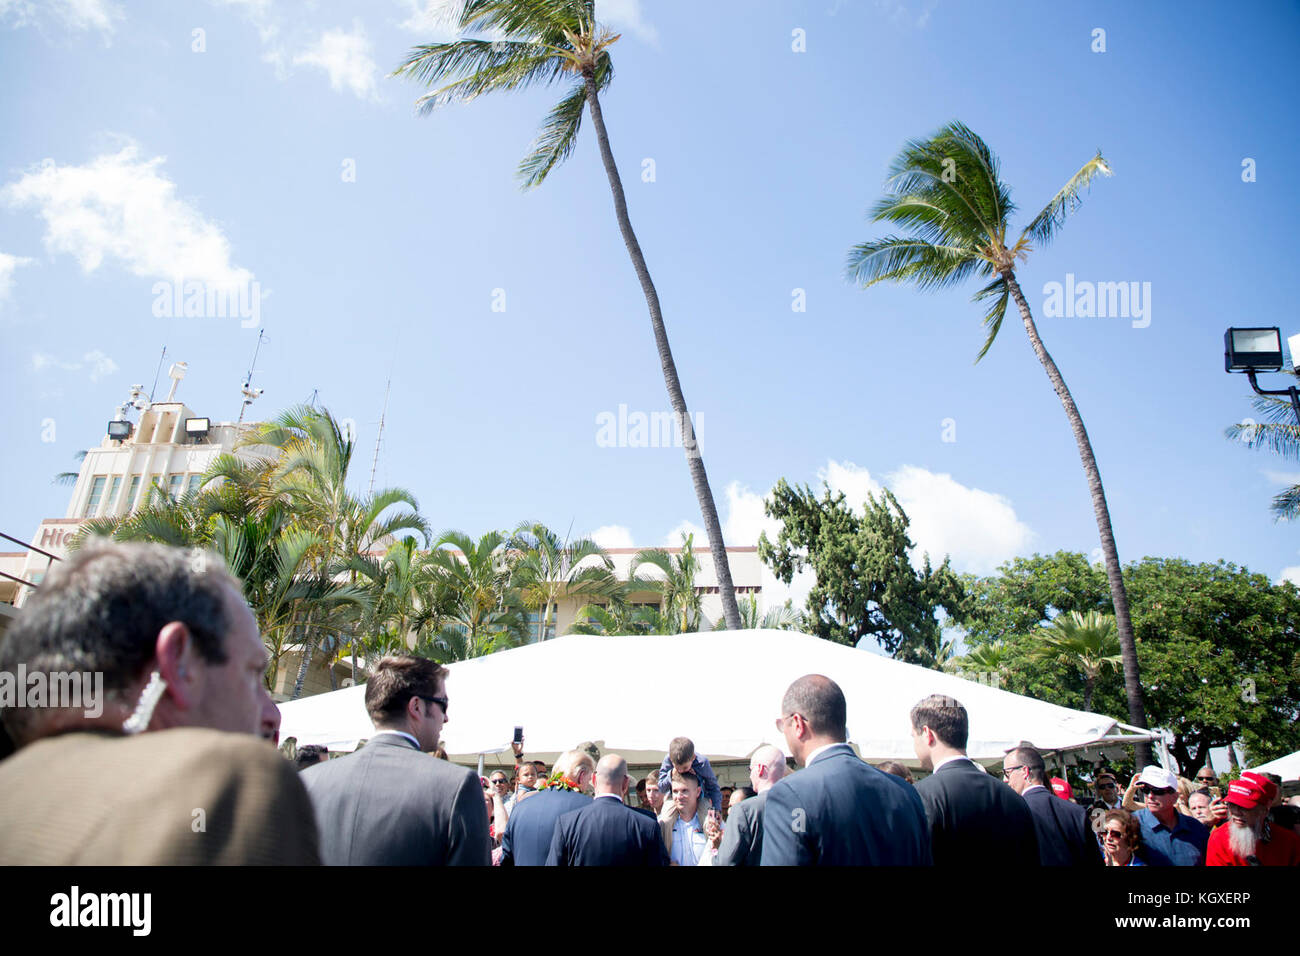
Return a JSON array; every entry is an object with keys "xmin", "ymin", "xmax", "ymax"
[
  {"xmin": 302, "ymin": 655, "xmax": 490, "ymax": 866},
  {"xmin": 714, "ymin": 744, "xmax": 786, "ymax": 866}
]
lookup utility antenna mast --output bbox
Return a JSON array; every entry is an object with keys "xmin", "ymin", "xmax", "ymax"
[
  {"xmin": 237, "ymin": 329, "xmax": 266, "ymax": 424},
  {"xmin": 368, "ymin": 379, "xmax": 390, "ymax": 497}
]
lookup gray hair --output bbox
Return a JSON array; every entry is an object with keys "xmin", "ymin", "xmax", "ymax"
[{"xmin": 0, "ymin": 540, "xmax": 242, "ymax": 742}]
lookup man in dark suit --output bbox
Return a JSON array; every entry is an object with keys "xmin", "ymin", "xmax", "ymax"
[
  {"xmin": 0, "ymin": 540, "xmax": 319, "ymax": 864},
  {"xmin": 715, "ymin": 744, "xmax": 786, "ymax": 866},
  {"xmin": 301, "ymin": 655, "xmax": 489, "ymax": 865},
  {"xmin": 546, "ymin": 754, "xmax": 668, "ymax": 866},
  {"xmin": 1003, "ymin": 746, "xmax": 1101, "ymax": 866},
  {"xmin": 500, "ymin": 749, "xmax": 594, "ymax": 865},
  {"xmin": 760, "ymin": 675, "xmax": 932, "ymax": 866},
  {"xmin": 911, "ymin": 694, "xmax": 1039, "ymax": 867}
]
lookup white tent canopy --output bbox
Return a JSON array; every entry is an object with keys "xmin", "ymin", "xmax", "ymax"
[
  {"xmin": 277, "ymin": 629, "xmax": 1155, "ymax": 769},
  {"xmin": 1249, "ymin": 750, "xmax": 1300, "ymax": 782}
]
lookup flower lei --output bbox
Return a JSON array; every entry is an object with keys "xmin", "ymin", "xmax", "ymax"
[{"xmin": 537, "ymin": 771, "xmax": 581, "ymax": 793}]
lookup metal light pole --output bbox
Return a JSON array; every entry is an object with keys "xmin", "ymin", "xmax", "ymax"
[{"xmin": 1224, "ymin": 327, "xmax": 1300, "ymax": 425}]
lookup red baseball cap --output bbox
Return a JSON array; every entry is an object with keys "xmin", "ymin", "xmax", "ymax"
[
  {"xmin": 1226, "ymin": 771, "xmax": 1276, "ymax": 810},
  {"xmin": 1050, "ymin": 777, "xmax": 1073, "ymax": 800}
]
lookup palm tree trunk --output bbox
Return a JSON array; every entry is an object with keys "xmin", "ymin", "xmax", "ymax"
[
  {"xmin": 1005, "ymin": 273, "xmax": 1150, "ymax": 765},
  {"xmin": 292, "ymin": 616, "xmax": 315, "ymax": 701},
  {"xmin": 581, "ymin": 71, "xmax": 742, "ymax": 631}
]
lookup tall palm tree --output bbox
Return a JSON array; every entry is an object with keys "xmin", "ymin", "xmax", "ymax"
[
  {"xmin": 1031, "ymin": 610, "xmax": 1123, "ymax": 713},
  {"xmin": 845, "ymin": 122, "xmax": 1150, "ymax": 763},
  {"xmin": 392, "ymin": 0, "xmax": 743, "ymax": 630},
  {"xmin": 507, "ymin": 521, "xmax": 619, "ymax": 641}
]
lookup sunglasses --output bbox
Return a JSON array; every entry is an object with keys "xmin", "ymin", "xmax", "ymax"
[
  {"xmin": 1139, "ymin": 786, "xmax": 1175, "ymax": 796},
  {"xmin": 418, "ymin": 695, "xmax": 449, "ymax": 716},
  {"xmin": 1102, "ymin": 828, "xmax": 1126, "ymax": 840}
]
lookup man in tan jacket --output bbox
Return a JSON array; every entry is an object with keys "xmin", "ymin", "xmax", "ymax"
[{"xmin": 0, "ymin": 541, "xmax": 319, "ymax": 865}]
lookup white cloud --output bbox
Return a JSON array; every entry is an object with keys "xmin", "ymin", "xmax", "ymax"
[
  {"xmin": 2, "ymin": 142, "xmax": 254, "ymax": 288},
  {"xmin": 589, "ymin": 524, "xmax": 634, "ymax": 550},
  {"xmin": 817, "ymin": 459, "xmax": 885, "ymax": 514},
  {"xmin": 32, "ymin": 349, "xmax": 118, "ymax": 382},
  {"xmin": 395, "ymin": 0, "xmax": 461, "ymax": 38},
  {"xmin": 0, "ymin": 252, "xmax": 34, "ymax": 307},
  {"xmin": 664, "ymin": 519, "xmax": 703, "ymax": 547},
  {"xmin": 886, "ymin": 464, "xmax": 1034, "ymax": 574},
  {"xmin": 1280, "ymin": 567, "xmax": 1300, "ymax": 587},
  {"xmin": 1264, "ymin": 469, "xmax": 1300, "ymax": 486},
  {"xmin": 292, "ymin": 22, "xmax": 379, "ymax": 100},
  {"xmin": 599, "ymin": 0, "xmax": 658, "ymax": 43},
  {"xmin": 0, "ymin": 0, "xmax": 122, "ymax": 38}
]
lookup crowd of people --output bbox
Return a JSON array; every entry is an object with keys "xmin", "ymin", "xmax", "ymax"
[{"xmin": 1, "ymin": 540, "xmax": 1297, "ymax": 867}]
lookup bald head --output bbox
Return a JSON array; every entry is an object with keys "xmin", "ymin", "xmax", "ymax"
[
  {"xmin": 749, "ymin": 744, "xmax": 787, "ymax": 793},
  {"xmin": 781, "ymin": 674, "xmax": 848, "ymax": 740},
  {"xmin": 595, "ymin": 754, "xmax": 628, "ymax": 796}
]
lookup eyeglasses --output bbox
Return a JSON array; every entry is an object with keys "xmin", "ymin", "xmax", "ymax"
[
  {"xmin": 1001, "ymin": 765, "xmax": 1024, "ymax": 778},
  {"xmin": 1096, "ymin": 782, "xmax": 1117, "ymax": 790},
  {"xmin": 419, "ymin": 695, "xmax": 449, "ymax": 716},
  {"xmin": 1102, "ymin": 828, "xmax": 1126, "ymax": 840},
  {"xmin": 774, "ymin": 713, "xmax": 800, "ymax": 732}
]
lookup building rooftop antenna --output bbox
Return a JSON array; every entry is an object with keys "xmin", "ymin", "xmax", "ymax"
[
  {"xmin": 237, "ymin": 329, "xmax": 266, "ymax": 424},
  {"xmin": 368, "ymin": 379, "xmax": 390, "ymax": 497},
  {"xmin": 147, "ymin": 345, "xmax": 168, "ymax": 402}
]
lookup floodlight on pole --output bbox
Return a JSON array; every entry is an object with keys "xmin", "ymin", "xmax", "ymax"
[{"xmin": 1225, "ymin": 326, "xmax": 1300, "ymax": 425}]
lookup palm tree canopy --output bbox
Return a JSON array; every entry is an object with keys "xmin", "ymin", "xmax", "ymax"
[
  {"xmin": 846, "ymin": 121, "xmax": 1111, "ymax": 359},
  {"xmin": 391, "ymin": 0, "xmax": 617, "ymax": 188},
  {"xmin": 1031, "ymin": 610, "xmax": 1123, "ymax": 676}
]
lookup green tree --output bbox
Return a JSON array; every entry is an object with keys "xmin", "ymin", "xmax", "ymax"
[
  {"xmin": 758, "ymin": 478, "xmax": 964, "ymax": 656},
  {"xmin": 845, "ymin": 121, "xmax": 1146, "ymax": 759},
  {"xmin": 960, "ymin": 553, "xmax": 1300, "ymax": 772},
  {"xmin": 426, "ymin": 529, "xmax": 527, "ymax": 658},
  {"xmin": 237, "ymin": 405, "xmax": 426, "ymax": 698},
  {"xmin": 630, "ymin": 533, "xmax": 703, "ymax": 633},
  {"xmin": 959, "ymin": 551, "xmax": 1111, "ymax": 646},
  {"xmin": 711, "ymin": 594, "xmax": 807, "ymax": 632},
  {"xmin": 393, "ymin": 0, "xmax": 743, "ymax": 630},
  {"xmin": 508, "ymin": 521, "xmax": 619, "ymax": 642},
  {"xmin": 1124, "ymin": 559, "xmax": 1300, "ymax": 773},
  {"xmin": 1030, "ymin": 610, "xmax": 1122, "ymax": 713}
]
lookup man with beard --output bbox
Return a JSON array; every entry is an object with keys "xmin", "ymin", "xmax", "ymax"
[{"xmin": 1206, "ymin": 771, "xmax": 1300, "ymax": 866}]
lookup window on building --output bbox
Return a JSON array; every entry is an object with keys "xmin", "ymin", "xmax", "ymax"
[
  {"xmin": 83, "ymin": 476, "xmax": 107, "ymax": 517},
  {"xmin": 125, "ymin": 475, "xmax": 142, "ymax": 513},
  {"xmin": 187, "ymin": 474, "xmax": 203, "ymax": 497},
  {"xmin": 168, "ymin": 474, "xmax": 183, "ymax": 501},
  {"xmin": 106, "ymin": 476, "xmax": 123, "ymax": 515},
  {"xmin": 525, "ymin": 603, "xmax": 559, "ymax": 639}
]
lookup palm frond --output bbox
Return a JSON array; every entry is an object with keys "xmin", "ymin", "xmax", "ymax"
[
  {"xmin": 972, "ymin": 275, "xmax": 1011, "ymax": 362},
  {"xmin": 517, "ymin": 79, "xmax": 587, "ymax": 187},
  {"xmin": 845, "ymin": 236, "xmax": 985, "ymax": 291},
  {"xmin": 1021, "ymin": 152, "xmax": 1112, "ymax": 247}
]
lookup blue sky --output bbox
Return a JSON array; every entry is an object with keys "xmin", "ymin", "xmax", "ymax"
[{"xmin": 3, "ymin": 0, "xmax": 1300, "ymax": 610}]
